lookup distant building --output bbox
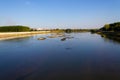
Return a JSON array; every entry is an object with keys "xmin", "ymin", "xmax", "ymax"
[{"xmin": 31, "ymin": 28, "xmax": 50, "ymax": 31}]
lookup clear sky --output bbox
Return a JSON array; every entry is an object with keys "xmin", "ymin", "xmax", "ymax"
[{"xmin": 0, "ymin": 0, "xmax": 120, "ymax": 29}]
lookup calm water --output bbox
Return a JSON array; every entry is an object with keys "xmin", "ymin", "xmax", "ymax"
[{"xmin": 0, "ymin": 32, "xmax": 120, "ymax": 80}]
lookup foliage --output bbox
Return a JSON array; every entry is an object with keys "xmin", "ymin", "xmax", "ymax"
[
  {"xmin": 100, "ymin": 22, "xmax": 120, "ymax": 31},
  {"xmin": 0, "ymin": 26, "xmax": 30, "ymax": 32}
]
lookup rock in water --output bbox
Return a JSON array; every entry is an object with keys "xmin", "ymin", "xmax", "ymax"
[
  {"xmin": 38, "ymin": 37, "xmax": 46, "ymax": 40},
  {"xmin": 48, "ymin": 36, "xmax": 57, "ymax": 38},
  {"xmin": 61, "ymin": 38, "xmax": 66, "ymax": 41}
]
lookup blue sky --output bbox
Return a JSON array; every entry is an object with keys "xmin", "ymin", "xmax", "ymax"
[{"xmin": 0, "ymin": 0, "xmax": 120, "ymax": 28}]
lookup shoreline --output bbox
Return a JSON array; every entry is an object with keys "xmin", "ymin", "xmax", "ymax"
[{"xmin": 0, "ymin": 31, "xmax": 51, "ymax": 40}]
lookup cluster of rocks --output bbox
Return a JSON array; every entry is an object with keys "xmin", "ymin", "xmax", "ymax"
[{"xmin": 38, "ymin": 33, "xmax": 74, "ymax": 41}]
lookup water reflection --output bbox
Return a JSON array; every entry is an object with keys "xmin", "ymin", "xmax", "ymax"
[
  {"xmin": 0, "ymin": 36, "xmax": 32, "ymax": 44},
  {"xmin": 100, "ymin": 34, "xmax": 120, "ymax": 44}
]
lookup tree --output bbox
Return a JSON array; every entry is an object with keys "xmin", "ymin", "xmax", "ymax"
[
  {"xmin": 0, "ymin": 26, "xmax": 30, "ymax": 32},
  {"xmin": 104, "ymin": 24, "xmax": 110, "ymax": 31},
  {"xmin": 100, "ymin": 22, "xmax": 120, "ymax": 32}
]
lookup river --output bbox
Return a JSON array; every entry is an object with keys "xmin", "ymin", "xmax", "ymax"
[{"xmin": 0, "ymin": 32, "xmax": 120, "ymax": 80}]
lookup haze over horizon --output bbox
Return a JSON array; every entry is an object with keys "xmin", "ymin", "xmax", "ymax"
[{"xmin": 0, "ymin": 0, "xmax": 120, "ymax": 29}]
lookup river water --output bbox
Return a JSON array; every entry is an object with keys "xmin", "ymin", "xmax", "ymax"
[{"xmin": 0, "ymin": 32, "xmax": 120, "ymax": 80}]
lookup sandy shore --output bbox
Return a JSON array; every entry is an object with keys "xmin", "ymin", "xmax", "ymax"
[{"xmin": 0, "ymin": 31, "xmax": 51, "ymax": 40}]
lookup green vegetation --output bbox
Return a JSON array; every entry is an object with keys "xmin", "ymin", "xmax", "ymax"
[
  {"xmin": 0, "ymin": 26, "xmax": 30, "ymax": 32},
  {"xmin": 50, "ymin": 29, "xmax": 91, "ymax": 33},
  {"xmin": 100, "ymin": 22, "xmax": 120, "ymax": 32},
  {"xmin": 95, "ymin": 22, "xmax": 120, "ymax": 43},
  {"xmin": 65, "ymin": 29, "xmax": 91, "ymax": 33}
]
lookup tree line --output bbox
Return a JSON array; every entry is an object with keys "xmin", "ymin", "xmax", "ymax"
[
  {"xmin": 0, "ymin": 26, "xmax": 30, "ymax": 32},
  {"xmin": 100, "ymin": 22, "xmax": 120, "ymax": 32}
]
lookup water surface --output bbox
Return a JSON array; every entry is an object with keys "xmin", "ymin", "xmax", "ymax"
[{"xmin": 0, "ymin": 32, "xmax": 120, "ymax": 80}]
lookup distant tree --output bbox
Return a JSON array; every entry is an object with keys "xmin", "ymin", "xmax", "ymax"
[
  {"xmin": 0, "ymin": 26, "xmax": 30, "ymax": 32},
  {"xmin": 65, "ymin": 29, "xmax": 72, "ymax": 33}
]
